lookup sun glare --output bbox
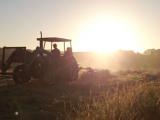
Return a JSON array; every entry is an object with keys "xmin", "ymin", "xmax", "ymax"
[{"xmin": 76, "ymin": 17, "xmax": 140, "ymax": 53}]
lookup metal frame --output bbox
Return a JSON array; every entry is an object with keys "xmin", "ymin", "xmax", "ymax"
[
  {"xmin": 37, "ymin": 37, "xmax": 72, "ymax": 53},
  {"xmin": 0, "ymin": 47, "xmax": 26, "ymax": 74}
]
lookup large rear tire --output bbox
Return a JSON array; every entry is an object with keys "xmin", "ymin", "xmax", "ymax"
[
  {"xmin": 13, "ymin": 65, "xmax": 30, "ymax": 84},
  {"xmin": 62, "ymin": 61, "xmax": 79, "ymax": 82}
]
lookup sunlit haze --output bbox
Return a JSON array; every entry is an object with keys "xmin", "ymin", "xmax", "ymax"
[
  {"xmin": 76, "ymin": 16, "xmax": 141, "ymax": 52},
  {"xmin": 0, "ymin": 0, "xmax": 159, "ymax": 53}
]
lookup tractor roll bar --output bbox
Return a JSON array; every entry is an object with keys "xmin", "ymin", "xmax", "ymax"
[{"xmin": 37, "ymin": 37, "xmax": 72, "ymax": 52}]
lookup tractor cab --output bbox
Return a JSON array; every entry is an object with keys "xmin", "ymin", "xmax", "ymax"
[
  {"xmin": 37, "ymin": 36, "xmax": 72, "ymax": 55},
  {"xmin": 34, "ymin": 36, "xmax": 78, "ymax": 83}
]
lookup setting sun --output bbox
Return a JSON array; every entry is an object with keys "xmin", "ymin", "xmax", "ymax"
[{"xmin": 76, "ymin": 17, "xmax": 141, "ymax": 53}]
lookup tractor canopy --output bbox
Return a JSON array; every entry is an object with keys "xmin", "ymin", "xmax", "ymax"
[
  {"xmin": 37, "ymin": 37, "xmax": 71, "ymax": 42},
  {"xmin": 37, "ymin": 37, "xmax": 72, "ymax": 52}
]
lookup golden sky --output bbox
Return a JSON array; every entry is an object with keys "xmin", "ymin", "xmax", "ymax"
[{"xmin": 0, "ymin": 0, "xmax": 159, "ymax": 53}]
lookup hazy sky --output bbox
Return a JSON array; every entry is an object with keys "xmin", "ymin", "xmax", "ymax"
[{"xmin": 0, "ymin": 0, "xmax": 159, "ymax": 52}]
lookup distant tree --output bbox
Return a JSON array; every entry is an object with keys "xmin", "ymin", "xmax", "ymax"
[
  {"xmin": 144, "ymin": 49, "xmax": 155, "ymax": 55},
  {"xmin": 144, "ymin": 49, "xmax": 160, "ymax": 55}
]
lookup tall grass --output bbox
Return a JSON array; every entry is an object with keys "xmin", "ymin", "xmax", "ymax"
[
  {"xmin": 62, "ymin": 81, "xmax": 160, "ymax": 120},
  {"xmin": 0, "ymin": 69, "xmax": 160, "ymax": 120}
]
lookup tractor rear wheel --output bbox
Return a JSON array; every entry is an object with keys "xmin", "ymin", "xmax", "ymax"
[
  {"xmin": 31, "ymin": 58, "xmax": 45, "ymax": 79},
  {"xmin": 13, "ymin": 65, "xmax": 30, "ymax": 84}
]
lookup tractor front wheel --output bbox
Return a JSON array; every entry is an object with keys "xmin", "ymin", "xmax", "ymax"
[{"xmin": 13, "ymin": 65, "xmax": 30, "ymax": 84}]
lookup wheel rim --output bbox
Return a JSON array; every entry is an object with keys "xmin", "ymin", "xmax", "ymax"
[
  {"xmin": 15, "ymin": 68, "xmax": 24, "ymax": 83},
  {"xmin": 13, "ymin": 65, "xmax": 30, "ymax": 84}
]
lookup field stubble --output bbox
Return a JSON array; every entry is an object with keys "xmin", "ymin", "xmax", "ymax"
[{"xmin": 0, "ymin": 69, "xmax": 160, "ymax": 120}]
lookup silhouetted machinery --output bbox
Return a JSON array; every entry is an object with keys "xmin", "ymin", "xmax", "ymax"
[{"xmin": 0, "ymin": 33, "xmax": 79, "ymax": 84}]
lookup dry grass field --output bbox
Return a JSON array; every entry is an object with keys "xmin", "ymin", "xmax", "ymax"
[{"xmin": 0, "ymin": 69, "xmax": 160, "ymax": 120}]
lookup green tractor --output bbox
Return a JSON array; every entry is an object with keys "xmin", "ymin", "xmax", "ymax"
[{"xmin": 0, "ymin": 33, "xmax": 79, "ymax": 84}]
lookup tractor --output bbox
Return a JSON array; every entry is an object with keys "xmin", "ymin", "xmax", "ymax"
[{"xmin": 0, "ymin": 33, "xmax": 79, "ymax": 84}]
